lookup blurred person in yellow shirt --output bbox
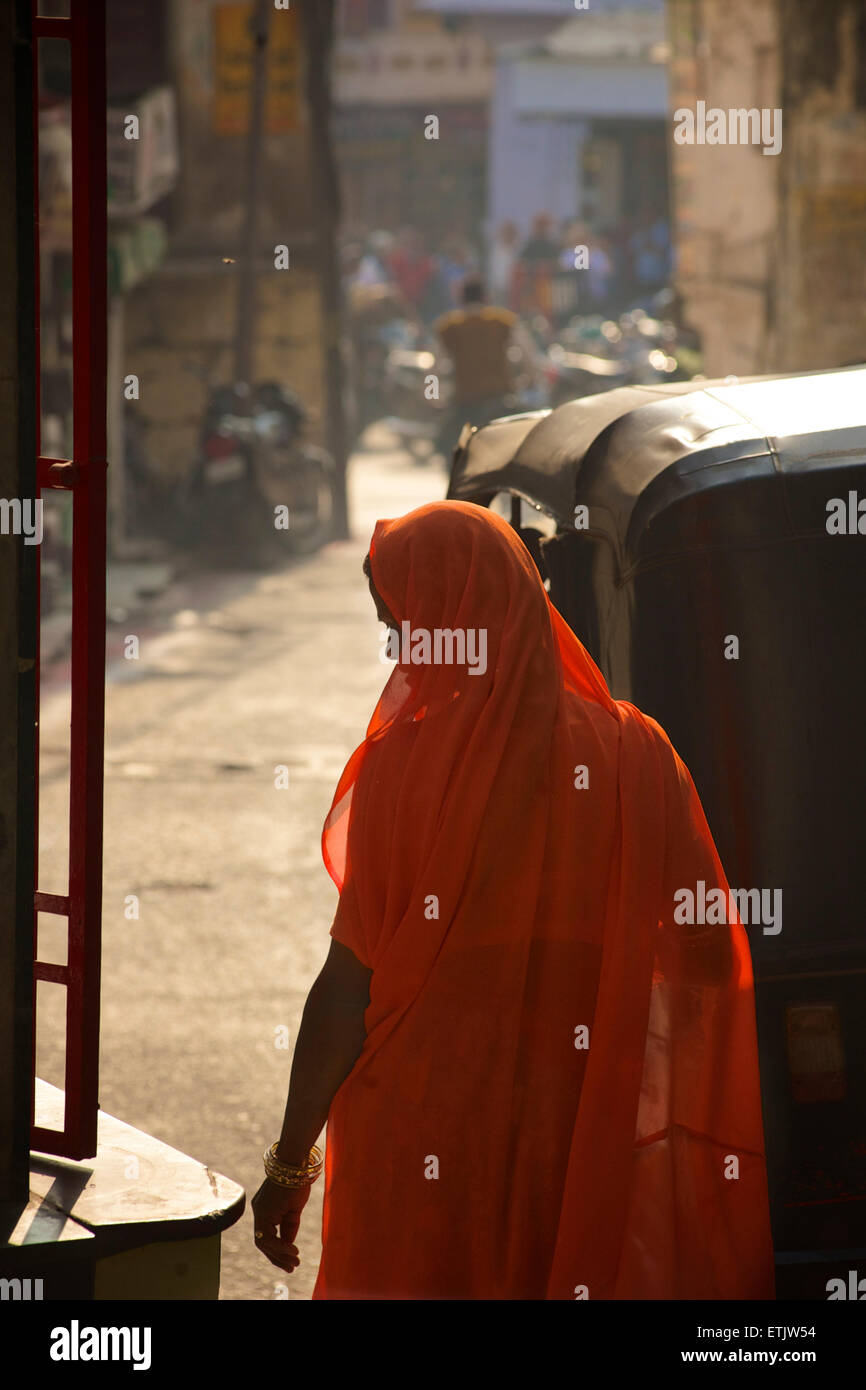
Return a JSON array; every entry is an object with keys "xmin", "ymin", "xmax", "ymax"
[{"xmin": 434, "ymin": 275, "xmax": 540, "ymax": 461}]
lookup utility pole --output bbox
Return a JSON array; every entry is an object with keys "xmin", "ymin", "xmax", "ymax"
[
  {"xmin": 298, "ymin": 0, "xmax": 350, "ymax": 540},
  {"xmin": 234, "ymin": 0, "xmax": 271, "ymax": 386}
]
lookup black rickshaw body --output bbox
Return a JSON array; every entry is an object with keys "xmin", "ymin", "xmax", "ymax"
[{"xmin": 447, "ymin": 366, "xmax": 866, "ymax": 1299}]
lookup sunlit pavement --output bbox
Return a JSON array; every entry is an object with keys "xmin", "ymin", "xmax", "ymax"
[{"xmin": 35, "ymin": 431, "xmax": 449, "ymax": 1301}]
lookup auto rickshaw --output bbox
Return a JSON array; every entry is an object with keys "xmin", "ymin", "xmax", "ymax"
[{"xmin": 447, "ymin": 365, "xmax": 866, "ymax": 1300}]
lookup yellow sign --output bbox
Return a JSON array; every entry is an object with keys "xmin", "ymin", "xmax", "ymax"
[{"xmin": 213, "ymin": 2, "xmax": 300, "ymax": 135}]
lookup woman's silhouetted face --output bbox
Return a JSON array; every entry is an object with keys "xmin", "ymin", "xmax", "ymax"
[{"xmin": 363, "ymin": 552, "xmax": 398, "ymax": 632}]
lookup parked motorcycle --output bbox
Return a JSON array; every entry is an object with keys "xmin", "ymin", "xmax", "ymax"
[
  {"xmin": 381, "ymin": 340, "xmax": 451, "ymax": 463},
  {"xmin": 347, "ymin": 285, "xmax": 420, "ymax": 436},
  {"xmin": 537, "ymin": 303, "xmax": 698, "ymax": 407},
  {"xmin": 186, "ymin": 372, "xmax": 336, "ymax": 566}
]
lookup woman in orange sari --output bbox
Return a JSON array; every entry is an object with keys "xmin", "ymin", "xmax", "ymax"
[{"xmin": 253, "ymin": 500, "xmax": 775, "ymax": 1299}]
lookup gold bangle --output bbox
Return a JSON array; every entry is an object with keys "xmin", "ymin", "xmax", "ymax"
[
  {"xmin": 263, "ymin": 1141, "xmax": 324, "ymax": 1188},
  {"xmin": 265, "ymin": 1142, "xmax": 323, "ymax": 1176}
]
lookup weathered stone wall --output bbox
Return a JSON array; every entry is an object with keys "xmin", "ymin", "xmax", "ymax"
[
  {"xmin": 774, "ymin": 0, "xmax": 866, "ymax": 369},
  {"xmin": 124, "ymin": 0, "xmax": 327, "ymax": 485},
  {"xmin": 167, "ymin": 0, "xmax": 316, "ymax": 251},
  {"xmin": 125, "ymin": 266, "xmax": 325, "ymax": 484},
  {"xmin": 667, "ymin": 0, "xmax": 866, "ymax": 374},
  {"xmin": 667, "ymin": 0, "xmax": 781, "ymax": 375}
]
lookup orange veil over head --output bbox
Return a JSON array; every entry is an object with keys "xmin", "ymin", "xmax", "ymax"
[{"xmin": 316, "ymin": 501, "xmax": 775, "ymax": 1300}]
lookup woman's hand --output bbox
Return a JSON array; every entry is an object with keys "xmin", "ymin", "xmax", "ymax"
[
  {"xmin": 252, "ymin": 1179, "xmax": 311, "ymax": 1275},
  {"xmin": 252, "ymin": 940, "xmax": 369, "ymax": 1278}
]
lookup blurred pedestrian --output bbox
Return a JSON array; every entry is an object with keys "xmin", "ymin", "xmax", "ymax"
[
  {"xmin": 519, "ymin": 212, "xmax": 560, "ymax": 264},
  {"xmin": 513, "ymin": 213, "xmax": 560, "ymax": 317},
  {"xmin": 388, "ymin": 227, "xmax": 439, "ymax": 321},
  {"xmin": 437, "ymin": 233, "xmax": 477, "ymax": 307},
  {"xmin": 586, "ymin": 231, "xmax": 615, "ymax": 312},
  {"xmin": 355, "ymin": 230, "xmax": 394, "ymax": 289},
  {"xmin": 629, "ymin": 211, "xmax": 670, "ymax": 297},
  {"xmin": 488, "ymin": 220, "xmax": 520, "ymax": 307},
  {"xmin": 432, "ymin": 274, "xmax": 537, "ymax": 456}
]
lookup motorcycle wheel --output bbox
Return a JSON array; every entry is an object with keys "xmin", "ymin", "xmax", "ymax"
[
  {"xmin": 405, "ymin": 435, "xmax": 437, "ymax": 466},
  {"xmin": 256, "ymin": 442, "xmax": 336, "ymax": 558},
  {"xmin": 289, "ymin": 445, "xmax": 336, "ymax": 554}
]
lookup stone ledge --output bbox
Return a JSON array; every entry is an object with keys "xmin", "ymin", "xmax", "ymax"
[{"xmin": 4, "ymin": 1080, "xmax": 244, "ymax": 1266}]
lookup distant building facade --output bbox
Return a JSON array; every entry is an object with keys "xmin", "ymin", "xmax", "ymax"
[
  {"xmin": 485, "ymin": 4, "xmax": 669, "ymax": 240},
  {"xmin": 334, "ymin": 0, "xmax": 571, "ymax": 243}
]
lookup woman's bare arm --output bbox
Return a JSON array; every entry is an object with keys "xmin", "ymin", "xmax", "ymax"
[{"xmin": 273, "ymin": 938, "xmax": 372, "ymax": 1165}]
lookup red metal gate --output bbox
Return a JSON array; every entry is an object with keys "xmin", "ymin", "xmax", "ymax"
[{"xmin": 31, "ymin": 0, "xmax": 107, "ymax": 1161}]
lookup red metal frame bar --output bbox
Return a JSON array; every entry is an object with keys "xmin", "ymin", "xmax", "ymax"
[{"xmin": 31, "ymin": 0, "xmax": 107, "ymax": 1162}]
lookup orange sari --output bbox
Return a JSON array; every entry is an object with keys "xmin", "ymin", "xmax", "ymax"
[{"xmin": 315, "ymin": 501, "xmax": 775, "ymax": 1300}]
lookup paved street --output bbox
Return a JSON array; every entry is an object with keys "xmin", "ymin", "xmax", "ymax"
[{"xmin": 35, "ymin": 434, "xmax": 449, "ymax": 1300}]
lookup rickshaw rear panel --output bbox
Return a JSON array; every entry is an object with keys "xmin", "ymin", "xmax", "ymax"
[{"xmin": 447, "ymin": 366, "xmax": 866, "ymax": 1297}]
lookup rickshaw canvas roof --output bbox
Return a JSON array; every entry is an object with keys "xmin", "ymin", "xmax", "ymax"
[{"xmin": 447, "ymin": 366, "xmax": 866, "ymax": 544}]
